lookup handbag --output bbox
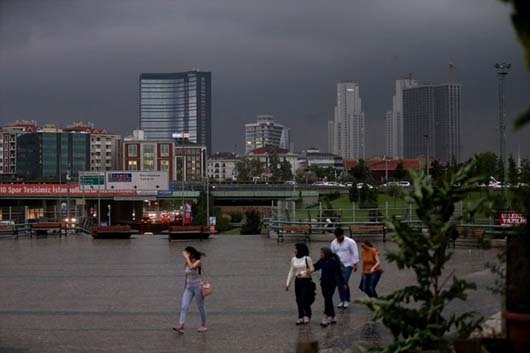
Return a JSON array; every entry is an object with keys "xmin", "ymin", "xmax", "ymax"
[
  {"xmin": 200, "ymin": 266, "xmax": 213, "ymax": 297},
  {"xmin": 201, "ymin": 281, "xmax": 213, "ymax": 297}
]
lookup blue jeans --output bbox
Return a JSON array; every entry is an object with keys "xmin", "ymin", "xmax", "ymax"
[
  {"xmin": 362, "ymin": 271, "xmax": 382, "ymax": 298},
  {"xmin": 338, "ymin": 265, "xmax": 353, "ymax": 303},
  {"xmin": 179, "ymin": 281, "xmax": 207, "ymax": 325}
]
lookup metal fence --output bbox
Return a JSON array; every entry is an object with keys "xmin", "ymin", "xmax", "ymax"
[{"xmin": 268, "ymin": 200, "xmax": 510, "ymax": 236}]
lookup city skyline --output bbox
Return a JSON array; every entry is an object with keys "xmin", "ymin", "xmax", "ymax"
[{"xmin": 1, "ymin": 0, "xmax": 529, "ymax": 159}]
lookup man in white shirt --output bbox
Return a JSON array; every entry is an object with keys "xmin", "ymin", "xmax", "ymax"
[{"xmin": 330, "ymin": 227, "xmax": 359, "ymax": 308}]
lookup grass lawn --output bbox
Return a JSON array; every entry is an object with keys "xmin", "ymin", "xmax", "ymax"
[{"xmin": 290, "ymin": 188, "xmax": 510, "ymax": 224}]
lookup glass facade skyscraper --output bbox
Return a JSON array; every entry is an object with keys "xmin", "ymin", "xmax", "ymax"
[
  {"xmin": 139, "ymin": 71, "xmax": 212, "ymax": 154},
  {"xmin": 16, "ymin": 132, "xmax": 90, "ymax": 181},
  {"xmin": 403, "ymin": 83, "xmax": 462, "ymax": 163}
]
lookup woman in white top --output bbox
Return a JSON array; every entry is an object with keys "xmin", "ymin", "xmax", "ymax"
[
  {"xmin": 173, "ymin": 246, "xmax": 207, "ymax": 334},
  {"xmin": 286, "ymin": 243, "xmax": 315, "ymax": 325}
]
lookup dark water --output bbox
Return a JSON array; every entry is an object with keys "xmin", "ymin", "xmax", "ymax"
[{"xmin": 0, "ymin": 235, "xmax": 500, "ymax": 353}]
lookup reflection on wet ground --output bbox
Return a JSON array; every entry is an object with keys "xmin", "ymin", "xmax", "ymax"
[{"xmin": 0, "ymin": 234, "xmax": 500, "ymax": 353}]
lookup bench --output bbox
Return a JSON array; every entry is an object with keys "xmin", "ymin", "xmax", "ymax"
[
  {"xmin": 0, "ymin": 224, "xmax": 17, "ymax": 235},
  {"xmin": 452, "ymin": 227, "xmax": 487, "ymax": 248},
  {"xmin": 349, "ymin": 224, "xmax": 386, "ymax": 242},
  {"xmin": 31, "ymin": 222, "xmax": 65, "ymax": 237},
  {"xmin": 92, "ymin": 225, "xmax": 132, "ymax": 239},
  {"xmin": 278, "ymin": 225, "xmax": 311, "ymax": 243},
  {"xmin": 168, "ymin": 225, "xmax": 210, "ymax": 241}
]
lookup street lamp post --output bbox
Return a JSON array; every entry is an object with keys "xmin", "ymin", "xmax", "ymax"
[
  {"xmin": 423, "ymin": 134, "xmax": 430, "ymax": 176},
  {"xmin": 495, "ymin": 62, "xmax": 511, "ymax": 204}
]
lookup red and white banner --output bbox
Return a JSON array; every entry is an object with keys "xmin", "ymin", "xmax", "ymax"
[
  {"xmin": 499, "ymin": 211, "xmax": 527, "ymax": 227},
  {"xmin": 0, "ymin": 184, "xmax": 137, "ymax": 197}
]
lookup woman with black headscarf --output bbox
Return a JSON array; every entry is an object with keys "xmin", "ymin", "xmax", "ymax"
[{"xmin": 286, "ymin": 242, "xmax": 315, "ymax": 325}]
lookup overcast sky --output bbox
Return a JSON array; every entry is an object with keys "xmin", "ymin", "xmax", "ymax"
[{"xmin": 1, "ymin": 0, "xmax": 529, "ymax": 159}]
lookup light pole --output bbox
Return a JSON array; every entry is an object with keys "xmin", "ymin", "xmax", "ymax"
[
  {"xmin": 172, "ymin": 132, "xmax": 189, "ymax": 225},
  {"xmin": 384, "ymin": 155, "xmax": 388, "ymax": 183},
  {"xmin": 66, "ymin": 168, "xmax": 71, "ymax": 225},
  {"xmin": 495, "ymin": 62, "xmax": 510, "ymax": 204},
  {"xmin": 423, "ymin": 134, "xmax": 430, "ymax": 176},
  {"xmin": 107, "ymin": 204, "xmax": 111, "ymax": 226}
]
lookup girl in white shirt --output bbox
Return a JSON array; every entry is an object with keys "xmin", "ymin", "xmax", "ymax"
[{"xmin": 286, "ymin": 243, "xmax": 315, "ymax": 325}]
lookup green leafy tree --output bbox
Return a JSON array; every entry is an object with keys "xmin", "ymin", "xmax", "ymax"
[
  {"xmin": 360, "ymin": 162, "xmax": 485, "ymax": 353},
  {"xmin": 236, "ymin": 159, "xmax": 263, "ymax": 183},
  {"xmin": 268, "ymin": 152, "xmax": 282, "ymax": 182},
  {"xmin": 472, "ymin": 152, "xmax": 499, "ymax": 182},
  {"xmin": 394, "ymin": 161, "xmax": 406, "ymax": 180},
  {"xmin": 430, "ymin": 160, "xmax": 447, "ymax": 181},
  {"xmin": 240, "ymin": 209, "xmax": 262, "ymax": 235},
  {"xmin": 351, "ymin": 159, "xmax": 371, "ymax": 182},
  {"xmin": 508, "ymin": 154, "xmax": 520, "ymax": 186},
  {"xmin": 387, "ymin": 184, "xmax": 401, "ymax": 207},
  {"xmin": 520, "ymin": 158, "xmax": 530, "ymax": 183},
  {"xmin": 349, "ymin": 184, "xmax": 360, "ymax": 204},
  {"xmin": 280, "ymin": 159, "xmax": 293, "ymax": 182}
]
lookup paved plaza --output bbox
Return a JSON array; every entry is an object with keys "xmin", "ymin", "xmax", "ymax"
[{"xmin": 0, "ymin": 234, "xmax": 500, "ymax": 353}]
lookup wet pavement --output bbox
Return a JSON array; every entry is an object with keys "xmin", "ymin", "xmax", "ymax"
[{"xmin": 0, "ymin": 234, "xmax": 500, "ymax": 353}]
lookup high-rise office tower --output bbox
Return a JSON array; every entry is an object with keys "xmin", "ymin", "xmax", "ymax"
[
  {"xmin": 385, "ymin": 77, "xmax": 418, "ymax": 159},
  {"xmin": 329, "ymin": 81, "xmax": 365, "ymax": 160},
  {"xmin": 244, "ymin": 115, "xmax": 291, "ymax": 154},
  {"xmin": 139, "ymin": 70, "xmax": 212, "ymax": 154},
  {"xmin": 403, "ymin": 82, "xmax": 462, "ymax": 163}
]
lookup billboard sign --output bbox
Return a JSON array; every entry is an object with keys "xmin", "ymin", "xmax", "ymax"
[
  {"xmin": 499, "ymin": 211, "xmax": 527, "ymax": 227},
  {"xmin": 79, "ymin": 172, "xmax": 105, "ymax": 190},
  {"xmin": 106, "ymin": 171, "xmax": 169, "ymax": 191}
]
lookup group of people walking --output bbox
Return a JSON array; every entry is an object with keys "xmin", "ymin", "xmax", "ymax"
[
  {"xmin": 286, "ymin": 228, "xmax": 383, "ymax": 327},
  {"xmin": 172, "ymin": 228, "xmax": 382, "ymax": 333}
]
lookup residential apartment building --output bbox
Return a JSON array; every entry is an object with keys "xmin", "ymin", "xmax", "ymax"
[
  {"xmin": 403, "ymin": 82, "xmax": 462, "ymax": 163},
  {"xmin": 386, "ymin": 77, "xmax": 418, "ymax": 158},
  {"xmin": 16, "ymin": 132, "xmax": 90, "ymax": 181},
  {"xmin": 298, "ymin": 148, "xmax": 344, "ymax": 174},
  {"xmin": 139, "ymin": 70, "xmax": 212, "ymax": 154},
  {"xmin": 207, "ymin": 152, "xmax": 239, "ymax": 182},
  {"xmin": 0, "ymin": 122, "xmax": 38, "ymax": 180},
  {"xmin": 64, "ymin": 122, "xmax": 123, "ymax": 171},
  {"xmin": 329, "ymin": 81, "xmax": 365, "ymax": 160},
  {"xmin": 123, "ymin": 133, "xmax": 206, "ymax": 182},
  {"xmin": 244, "ymin": 115, "xmax": 291, "ymax": 154},
  {"xmin": 246, "ymin": 147, "xmax": 298, "ymax": 177}
]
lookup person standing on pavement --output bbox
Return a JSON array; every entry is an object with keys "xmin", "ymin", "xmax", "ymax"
[
  {"xmin": 173, "ymin": 246, "xmax": 207, "ymax": 334},
  {"xmin": 330, "ymin": 227, "xmax": 359, "ymax": 309},
  {"xmin": 311, "ymin": 247, "xmax": 347, "ymax": 327},
  {"xmin": 360, "ymin": 241, "xmax": 383, "ymax": 298},
  {"xmin": 286, "ymin": 243, "xmax": 315, "ymax": 325}
]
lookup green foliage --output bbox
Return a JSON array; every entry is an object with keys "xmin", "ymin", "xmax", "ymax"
[
  {"xmin": 240, "ymin": 209, "xmax": 262, "ymax": 235},
  {"xmin": 236, "ymin": 158, "xmax": 263, "ymax": 183},
  {"xmin": 191, "ymin": 192, "xmax": 211, "ymax": 226},
  {"xmin": 350, "ymin": 159, "xmax": 372, "ymax": 182},
  {"xmin": 215, "ymin": 210, "xmax": 232, "ymax": 232},
  {"xmin": 359, "ymin": 162, "xmax": 486, "ymax": 353},
  {"xmin": 472, "ymin": 152, "xmax": 499, "ymax": 183},
  {"xmin": 521, "ymin": 158, "xmax": 530, "ymax": 183},
  {"xmin": 508, "ymin": 154, "xmax": 520, "ymax": 186},
  {"xmin": 394, "ymin": 161, "xmax": 406, "ymax": 180},
  {"xmin": 349, "ymin": 184, "xmax": 378, "ymax": 208},
  {"xmin": 228, "ymin": 211, "xmax": 243, "ymax": 223}
]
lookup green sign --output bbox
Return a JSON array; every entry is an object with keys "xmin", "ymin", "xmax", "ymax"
[{"xmin": 80, "ymin": 176, "xmax": 105, "ymax": 185}]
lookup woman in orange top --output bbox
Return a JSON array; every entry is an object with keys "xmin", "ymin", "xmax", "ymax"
[{"xmin": 360, "ymin": 241, "xmax": 383, "ymax": 298}]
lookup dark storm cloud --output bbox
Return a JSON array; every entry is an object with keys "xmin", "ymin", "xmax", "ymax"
[{"xmin": 0, "ymin": 0, "xmax": 529, "ymax": 158}]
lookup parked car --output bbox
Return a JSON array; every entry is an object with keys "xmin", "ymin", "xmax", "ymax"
[
  {"xmin": 356, "ymin": 183, "xmax": 374, "ymax": 189},
  {"xmin": 399, "ymin": 181, "xmax": 411, "ymax": 188}
]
